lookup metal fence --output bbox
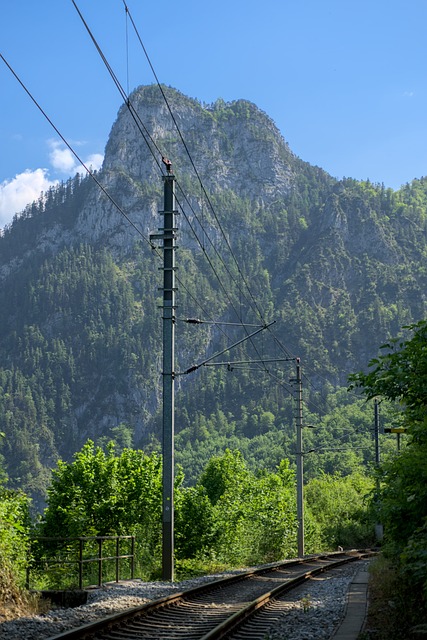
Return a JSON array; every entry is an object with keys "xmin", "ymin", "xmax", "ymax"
[{"xmin": 27, "ymin": 535, "xmax": 135, "ymax": 589}]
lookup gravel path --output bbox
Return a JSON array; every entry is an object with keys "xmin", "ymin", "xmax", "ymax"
[{"xmin": 0, "ymin": 561, "xmax": 370, "ymax": 639}]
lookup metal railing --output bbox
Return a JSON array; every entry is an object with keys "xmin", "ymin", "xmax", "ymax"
[{"xmin": 27, "ymin": 535, "xmax": 135, "ymax": 589}]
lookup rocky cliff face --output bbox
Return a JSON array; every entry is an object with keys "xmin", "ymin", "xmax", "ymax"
[{"xmin": 70, "ymin": 85, "xmax": 301, "ymax": 254}]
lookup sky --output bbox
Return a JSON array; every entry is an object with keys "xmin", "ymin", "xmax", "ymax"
[{"xmin": 1, "ymin": 0, "xmax": 426, "ymax": 228}]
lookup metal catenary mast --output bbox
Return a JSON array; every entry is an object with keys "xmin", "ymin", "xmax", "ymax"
[{"xmin": 150, "ymin": 157, "xmax": 177, "ymax": 580}]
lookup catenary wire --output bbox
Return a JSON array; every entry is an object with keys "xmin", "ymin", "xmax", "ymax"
[
  {"xmin": 2, "ymin": 37, "xmax": 367, "ymax": 454},
  {"xmin": 71, "ymin": 1, "xmax": 264, "ymax": 347},
  {"xmin": 73, "ymin": 0, "xmax": 282, "ymax": 365},
  {"xmin": 70, "ymin": 1, "xmax": 259, "ymax": 354},
  {"xmin": 2, "ymin": 16, "xmax": 251, "ymax": 357},
  {"xmin": 174, "ymin": 190, "xmax": 268, "ymax": 345},
  {"xmin": 122, "ymin": 0, "xmax": 269, "ymax": 327},
  {"xmin": 4, "ymin": 17, "xmax": 309, "ymax": 401},
  {"xmin": 0, "ymin": 51, "xmax": 236, "ymax": 349},
  {"xmin": 173, "ymin": 180, "xmax": 264, "ymax": 324},
  {"xmin": 0, "ymin": 52, "xmax": 154, "ymax": 250},
  {"xmin": 119, "ymin": 2, "xmax": 280, "ymax": 375},
  {"xmin": 75, "ymin": 2, "xmax": 328, "ymax": 389},
  {"xmin": 71, "ymin": 0, "xmax": 164, "ymax": 175}
]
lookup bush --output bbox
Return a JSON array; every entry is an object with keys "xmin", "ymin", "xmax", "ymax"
[
  {"xmin": 0, "ymin": 487, "xmax": 31, "ymax": 609},
  {"xmin": 304, "ymin": 472, "xmax": 375, "ymax": 549}
]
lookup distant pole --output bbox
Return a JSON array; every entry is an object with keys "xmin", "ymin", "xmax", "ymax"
[
  {"xmin": 295, "ymin": 358, "xmax": 304, "ymax": 557},
  {"xmin": 373, "ymin": 398, "xmax": 383, "ymax": 542},
  {"xmin": 151, "ymin": 160, "xmax": 177, "ymax": 581},
  {"xmin": 374, "ymin": 398, "xmax": 380, "ymax": 465}
]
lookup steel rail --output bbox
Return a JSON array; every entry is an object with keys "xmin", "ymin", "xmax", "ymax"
[
  {"xmin": 200, "ymin": 553, "xmax": 372, "ymax": 639},
  {"xmin": 45, "ymin": 550, "xmax": 376, "ymax": 640}
]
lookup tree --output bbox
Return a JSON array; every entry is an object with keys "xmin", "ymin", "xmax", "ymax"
[
  {"xmin": 304, "ymin": 472, "xmax": 374, "ymax": 549},
  {"xmin": 40, "ymin": 441, "xmax": 163, "ymax": 540},
  {"xmin": 0, "ymin": 459, "xmax": 31, "ymax": 605},
  {"xmin": 349, "ymin": 320, "xmax": 427, "ymax": 601},
  {"xmin": 349, "ymin": 320, "xmax": 427, "ymax": 440},
  {"xmin": 195, "ymin": 451, "xmax": 298, "ymax": 564}
]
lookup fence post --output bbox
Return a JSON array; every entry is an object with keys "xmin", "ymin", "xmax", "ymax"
[
  {"xmin": 131, "ymin": 536, "xmax": 135, "ymax": 579},
  {"xmin": 26, "ymin": 541, "xmax": 31, "ymax": 590},
  {"xmin": 79, "ymin": 539, "xmax": 83, "ymax": 589},
  {"xmin": 116, "ymin": 537, "xmax": 120, "ymax": 583},
  {"xmin": 98, "ymin": 538, "xmax": 103, "ymax": 586}
]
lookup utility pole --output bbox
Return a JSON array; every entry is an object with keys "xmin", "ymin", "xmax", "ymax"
[
  {"xmin": 373, "ymin": 398, "xmax": 383, "ymax": 542},
  {"xmin": 151, "ymin": 160, "xmax": 177, "ymax": 581},
  {"xmin": 374, "ymin": 398, "xmax": 380, "ymax": 465},
  {"xmin": 295, "ymin": 358, "xmax": 304, "ymax": 557}
]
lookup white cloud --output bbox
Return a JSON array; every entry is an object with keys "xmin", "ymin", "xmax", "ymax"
[
  {"xmin": 48, "ymin": 140, "xmax": 104, "ymax": 176},
  {"xmin": 49, "ymin": 141, "xmax": 76, "ymax": 173},
  {"xmin": 0, "ymin": 169, "xmax": 58, "ymax": 228},
  {"xmin": 0, "ymin": 141, "xmax": 104, "ymax": 229}
]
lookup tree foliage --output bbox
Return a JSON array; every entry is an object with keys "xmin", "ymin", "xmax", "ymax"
[
  {"xmin": 0, "ymin": 469, "xmax": 31, "ymax": 605},
  {"xmin": 304, "ymin": 472, "xmax": 375, "ymax": 548},
  {"xmin": 349, "ymin": 320, "xmax": 427, "ymax": 601},
  {"xmin": 39, "ymin": 441, "xmax": 163, "ymax": 547},
  {"xmin": 34, "ymin": 439, "xmax": 377, "ymax": 582}
]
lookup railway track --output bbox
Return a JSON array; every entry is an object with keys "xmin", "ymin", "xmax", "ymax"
[{"xmin": 47, "ymin": 550, "xmax": 375, "ymax": 640}]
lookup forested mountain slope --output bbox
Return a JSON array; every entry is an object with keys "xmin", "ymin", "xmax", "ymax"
[{"xmin": 0, "ymin": 85, "xmax": 426, "ymax": 507}]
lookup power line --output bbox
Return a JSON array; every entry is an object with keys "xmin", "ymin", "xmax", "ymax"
[
  {"xmin": 0, "ymin": 52, "xmax": 153, "ymax": 250},
  {"xmin": 69, "ymin": 2, "xmax": 246, "ymax": 347},
  {"xmin": 72, "ymin": 1, "xmax": 287, "ymax": 385},
  {"xmin": 119, "ymin": 4, "xmax": 278, "ymax": 376},
  {"xmin": 72, "ymin": 3, "xmax": 314, "ymax": 389},
  {"xmin": 1, "ymin": 34, "xmax": 240, "ymax": 358},
  {"xmin": 70, "ymin": 1, "xmax": 263, "ymax": 353},
  {"xmin": 71, "ymin": 0, "xmax": 164, "ymax": 176},
  {"xmin": 174, "ymin": 190, "xmax": 261, "ymax": 328},
  {"xmin": 3, "ymin": 11, "xmax": 314, "ymax": 410},
  {"xmin": 123, "ymin": 1, "xmax": 269, "ymax": 327}
]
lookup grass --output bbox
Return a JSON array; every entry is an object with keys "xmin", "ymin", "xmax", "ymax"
[
  {"xmin": 0, "ymin": 564, "xmax": 48, "ymax": 622},
  {"xmin": 362, "ymin": 555, "xmax": 427, "ymax": 639}
]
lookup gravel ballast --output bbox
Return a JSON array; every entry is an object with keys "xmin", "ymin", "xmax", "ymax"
[{"xmin": 0, "ymin": 561, "xmax": 369, "ymax": 639}]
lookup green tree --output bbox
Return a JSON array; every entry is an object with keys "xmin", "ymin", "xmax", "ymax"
[
  {"xmin": 0, "ymin": 456, "xmax": 31, "ymax": 605},
  {"xmin": 304, "ymin": 472, "xmax": 374, "ymax": 549},
  {"xmin": 196, "ymin": 450, "xmax": 298, "ymax": 564},
  {"xmin": 349, "ymin": 320, "xmax": 427, "ymax": 602},
  {"xmin": 40, "ymin": 441, "xmax": 163, "ymax": 540},
  {"xmin": 175, "ymin": 485, "xmax": 216, "ymax": 559}
]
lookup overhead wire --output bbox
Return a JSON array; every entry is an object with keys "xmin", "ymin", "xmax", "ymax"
[
  {"xmin": 3, "ymin": 9, "xmax": 371, "ymax": 464},
  {"xmin": 121, "ymin": 1, "xmax": 284, "ymax": 353},
  {"xmin": 78, "ymin": 0, "xmax": 282, "ymax": 379},
  {"xmin": 70, "ymin": 1, "xmax": 250, "ymax": 352},
  {"xmin": 125, "ymin": 3, "xmax": 130, "ymax": 98},
  {"xmin": 119, "ymin": 1, "xmax": 283, "ymax": 378},
  {"xmin": 1, "ymin": 53, "xmax": 221, "ymax": 344},
  {"xmin": 0, "ymin": 52, "xmax": 154, "ymax": 251},
  {"xmin": 9, "ymin": 1, "xmax": 322, "ymax": 390},
  {"xmin": 70, "ymin": 0, "xmax": 164, "ymax": 175},
  {"xmin": 122, "ymin": 0, "xmax": 269, "ymax": 327},
  {"xmin": 71, "ymin": 1, "xmax": 257, "ymax": 337},
  {"xmin": 3, "ymin": 3, "xmax": 345, "ymax": 424},
  {"xmin": 0, "ymin": 52, "xmax": 232, "ymax": 351},
  {"xmin": 173, "ymin": 189, "xmax": 271, "ymax": 356},
  {"xmin": 3, "ymin": 0, "xmax": 252, "ymax": 368}
]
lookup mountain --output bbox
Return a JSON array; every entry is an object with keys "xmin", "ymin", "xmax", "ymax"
[{"xmin": 1, "ymin": 85, "xmax": 426, "ymax": 507}]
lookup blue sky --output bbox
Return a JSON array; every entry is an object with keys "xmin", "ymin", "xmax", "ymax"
[{"xmin": 1, "ymin": 0, "xmax": 426, "ymax": 227}]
